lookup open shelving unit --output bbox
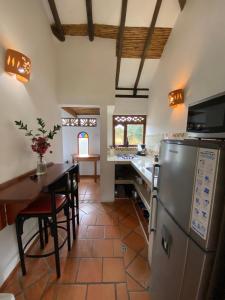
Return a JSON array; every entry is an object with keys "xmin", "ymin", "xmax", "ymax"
[
  {"xmin": 132, "ymin": 199, "xmax": 149, "ymax": 241},
  {"xmin": 134, "ymin": 182, "xmax": 151, "ymax": 212},
  {"xmin": 115, "ymin": 164, "xmax": 152, "ymax": 244}
]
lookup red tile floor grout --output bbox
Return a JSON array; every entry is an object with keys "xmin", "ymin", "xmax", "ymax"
[{"xmin": 1, "ymin": 178, "xmax": 151, "ymax": 300}]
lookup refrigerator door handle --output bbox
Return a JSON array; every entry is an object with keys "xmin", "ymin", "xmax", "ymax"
[
  {"xmin": 161, "ymin": 225, "xmax": 172, "ymax": 257},
  {"xmin": 150, "ymin": 195, "xmax": 158, "ymax": 232},
  {"xmin": 152, "ymin": 163, "xmax": 160, "ymax": 191}
]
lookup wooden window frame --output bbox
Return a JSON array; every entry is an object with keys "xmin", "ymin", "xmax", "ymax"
[{"xmin": 113, "ymin": 115, "xmax": 146, "ymax": 147}]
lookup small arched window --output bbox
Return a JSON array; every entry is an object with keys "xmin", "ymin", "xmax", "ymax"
[{"xmin": 78, "ymin": 131, "xmax": 89, "ymax": 156}]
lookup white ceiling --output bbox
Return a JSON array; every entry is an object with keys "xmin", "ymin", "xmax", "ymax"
[
  {"xmin": 43, "ymin": 0, "xmax": 180, "ymax": 27},
  {"xmin": 42, "ymin": 0, "xmax": 180, "ymax": 89},
  {"xmin": 119, "ymin": 58, "xmax": 160, "ymax": 88}
]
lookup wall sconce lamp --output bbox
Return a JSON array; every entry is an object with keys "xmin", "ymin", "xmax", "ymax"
[
  {"xmin": 5, "ymin": 49, "xmax": 31, "ymax": 83},
  {"xmin": 168, "ymin": 89, "xmax": 184, "ymax": 107}
]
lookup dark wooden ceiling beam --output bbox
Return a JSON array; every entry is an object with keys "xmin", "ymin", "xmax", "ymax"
[
  {"xmin": 133, "ymin": 0, "xmax": 162, "ymax": 94},
  {"xmin": 85, "ymin": 0, "xmax": 94, "ymax": 41},
  {"xmin": 179, "ymin": 0, "xmax": 186, "ymax": 10},
  {"xmin": 116, "ymin": 87, "xmax": 149, "ymax": 91},
  {"xmin": 115, "ymin": 0, "xmax": 128, "ymax": 89},
  {"xmin": 115, "ymin": 94, "xmax": 149, "ymax": 99},
  {"xmin": 48, "ymin": 0, "xmax": 65, "ymax": 41}
]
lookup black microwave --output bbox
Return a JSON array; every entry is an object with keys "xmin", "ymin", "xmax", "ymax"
[{"xmin": 187, "ymin": 92, "xmax": 225, "ymax": 138}]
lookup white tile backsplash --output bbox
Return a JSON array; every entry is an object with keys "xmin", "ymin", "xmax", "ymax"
[{"xmin": 145, "ymin": 132, "xmax": 188, "ymax": 155}]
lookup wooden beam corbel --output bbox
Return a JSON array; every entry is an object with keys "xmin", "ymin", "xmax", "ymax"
[{"xmin": 48, "ymin": 0, "xmax": 65, "ymax": 41}]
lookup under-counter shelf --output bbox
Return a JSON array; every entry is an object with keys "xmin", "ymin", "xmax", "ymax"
[
  {"xmin": 134, "ymin": 182, "xmax": 151, "ymax": 212},
  {"xmin": 115, "ymin": 164, "xmax": 137, "ymax": 180},
  {"xmin": 132, "ymin": 198, "xmax": 149, "ymax": 243},
  {"xmin": 114, "ymin": 162, "xmax": 152, "ymax": 244},
  {"xmin": 115, "ymin": 179, "xmax": 151, "ymax": 212},
  {"xmin": 115, "ymin": 179, "xmax": 134, "ymax": 185}
]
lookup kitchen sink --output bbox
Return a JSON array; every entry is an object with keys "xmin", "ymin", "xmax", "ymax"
[
  {"xmin": 146, "ymin": 166, "xmax": 159, "ymax": 176},
  {"xmin": 146, "ymin": 166, "xmax": 153, "ymax": 173}
]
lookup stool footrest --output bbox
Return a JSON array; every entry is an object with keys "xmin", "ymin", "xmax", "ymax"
[{"xmin": 24, "ymin": 225, "xmax": 68, "ymax": 257}]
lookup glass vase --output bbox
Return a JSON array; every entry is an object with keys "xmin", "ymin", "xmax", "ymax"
[{"xmin": 36, "ymin": 155, "xmax": 47, "ymax": 175}]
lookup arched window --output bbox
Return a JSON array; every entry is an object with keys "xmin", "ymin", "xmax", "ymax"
[{"xmin": 78, "ymin": 131, "xmax": 89, "ymax": 156}]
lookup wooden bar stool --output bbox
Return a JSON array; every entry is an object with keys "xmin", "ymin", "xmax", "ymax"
[
  {"xmin": 15, "ymin": 172, "xmax": 71, "ymax": 278},
  {"xmin": 55, "ymin": 164, "xmax": 79, "ymax": 240}
]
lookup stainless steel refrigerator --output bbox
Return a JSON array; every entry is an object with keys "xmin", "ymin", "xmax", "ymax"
[{"xmin": 150, "ymin": 139, "xmax": 225, "ymax": 300}]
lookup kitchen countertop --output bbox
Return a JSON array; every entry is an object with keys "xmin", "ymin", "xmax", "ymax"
[{"xmin": 107, "ymin": 154, "xmax": 156, "ymax": 187}]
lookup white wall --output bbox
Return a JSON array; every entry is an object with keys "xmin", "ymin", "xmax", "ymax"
[
  {"xmin": 147, "ymin": 0, "xmax": 225, "ymax": 135},
  {"xmin": 42, "ymin": 0, "xmax": 179, "ymax": 27},
  {"xmin": 56, "ymin": 37, "xmax": 116, "ymax": 202},
  {"xmin": 113, "ymin": 98, "xmax": 148, "ymax": 115},
  {"xmin": 57, "ymin": 37, "xmax": 116, "ymax": 106},
  {"xmin": 119, "ymin": 59, "xmax": 160, "ymax": 88},
  {"xmin": 0, "ymin": 0, "xmax": 62, "ymax": 285},
  {"xmin": 61, "ymin": 111, "xmax": 100, "ymax": 175}
]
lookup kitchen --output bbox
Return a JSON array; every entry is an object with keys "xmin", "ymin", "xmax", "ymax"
[
  {"xmin": 108, "ymin": 95, "xmax": 225, "ymax": 299},
  {"xmin": 0, "ymin": 0, "xmax": 225, "ymax": 300}
]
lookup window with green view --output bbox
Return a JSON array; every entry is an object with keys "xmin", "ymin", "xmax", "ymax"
[{"xmin": 113, "ymin": 115, "xmax": 146, "ymax": 146}]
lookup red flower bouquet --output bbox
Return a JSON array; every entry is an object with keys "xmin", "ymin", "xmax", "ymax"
[
  {"xmin": 31, "ymin": 137, "xmax": 51, "ymax": 156},
  {"xmin": 15, "ymin": 118, "xmax": 61, "ymax": 175}
]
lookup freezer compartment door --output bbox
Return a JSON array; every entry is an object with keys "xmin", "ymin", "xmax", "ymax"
[
  {"xmin": 180, "ymin": 239, "xmax": 214, "ymax": 300},
  {"xmin": 150, "ymin": 201, "xmax": 188, "ymax": 300},
  {"xmin": 158, "ymin": 141, "xmax": 198, "ymax": 232}
]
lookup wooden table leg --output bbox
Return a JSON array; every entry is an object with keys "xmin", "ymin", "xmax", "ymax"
[
  {"xmin": 0, "ymin": 205, "xmax": 6, "ymax": 230},
  {"xmin": 77, "ymin": 162, "xmax": 80, "ymax": 182},
  {"xmin": 94, "ymin": 160, "xmax": 97, "ymax": 182}
]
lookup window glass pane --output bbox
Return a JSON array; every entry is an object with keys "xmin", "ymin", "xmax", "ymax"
[
  {"xmin": 127, "ymin": 124, "xmax": 144, "ymax": 145},
  {"xmin": 79, "ymin": 132, "xmax": 89, "ymax": 138},
  {"xmin": 79, "ymin": 138, "xmax": 89, "ymax": 156},
  {"xmin": 115, "ymin": 124, "xmax": 124, "ymax": 145}
]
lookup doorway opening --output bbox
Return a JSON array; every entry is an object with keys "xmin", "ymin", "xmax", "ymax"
[{"xmin": 61, "ymin": 106, "xmax": 100, "ymax": 187}]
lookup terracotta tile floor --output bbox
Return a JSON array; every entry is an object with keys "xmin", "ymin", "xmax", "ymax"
[{"xmin": 1, "ymin": 178, "xmax": 151, "ymax": 300}]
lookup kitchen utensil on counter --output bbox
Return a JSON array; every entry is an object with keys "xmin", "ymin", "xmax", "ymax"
[{"xmin": 136, "ymin": 144, "xmax": 146, "ymax": 156}]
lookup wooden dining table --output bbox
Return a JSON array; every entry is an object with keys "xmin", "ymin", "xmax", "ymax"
[{"xmin": 0, "ymin": 163, "xmax": 74, "ymax": 228}]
